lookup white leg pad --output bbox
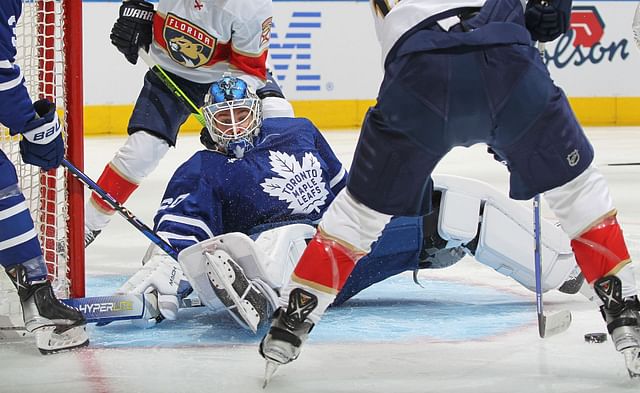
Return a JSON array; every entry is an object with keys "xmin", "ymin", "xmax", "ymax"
[{"xmin": 433, "ymin": 174, "xmax": 578, "ymax": 292}]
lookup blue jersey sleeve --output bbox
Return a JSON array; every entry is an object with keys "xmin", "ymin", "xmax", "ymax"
[
  {"xmin": 313, "ymin": 126, "xmax": 347, "ymax": 194},
  {"xmin": 153, "ymin": 154, "xmax": 224, "ymax": 252},
  {"xmin": 0, "ymin": 2, "xmax": 35, "ymax": 132}
]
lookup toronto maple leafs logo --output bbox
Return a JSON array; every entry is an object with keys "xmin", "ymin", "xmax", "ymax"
[{"xmin": 260, "ymin": 150, "xmax": 329, "ymax": 214}]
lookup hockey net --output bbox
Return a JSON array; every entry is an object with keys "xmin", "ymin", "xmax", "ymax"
[{"xmin": 0, "ymin": 0, "xmax": 85, "ymax": 301}]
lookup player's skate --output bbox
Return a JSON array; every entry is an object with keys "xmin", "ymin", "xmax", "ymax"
[
  {"xmin": 84, "ymin": 226, "xmax": 101, "ymax": 247},
  {"xmin": 594, "ymin": 275, "xmax": 640, "ymax": 377},
  {"xmin": 204, "ymin": 250, "xmax": 272, "ymax": 332},
  {"xmin": 6, "ymin": 265, "xmax": 89, "ymax": 354},
  {"xmin": 259, "ymin": 288, "xmax": 317, "ymax": 387}
]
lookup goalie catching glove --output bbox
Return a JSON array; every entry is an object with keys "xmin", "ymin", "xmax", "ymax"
[{"xmin": 116, "ymin": 244, "xmax": 192, "ymax": 322}]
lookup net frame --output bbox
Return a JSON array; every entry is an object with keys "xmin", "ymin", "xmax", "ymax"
[{"xmin": 0, "ymin": 0, "xmax": 85, "ymax": 298}]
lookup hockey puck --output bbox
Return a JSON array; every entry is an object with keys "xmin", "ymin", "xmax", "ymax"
[{"xmin": 584, "ymin": 332, "xmax": 607, "ymax": 343}]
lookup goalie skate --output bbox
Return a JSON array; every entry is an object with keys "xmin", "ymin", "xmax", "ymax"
[
  {"xmin": 203, "ymin": 250, "xmax": 271, "ymax": 333},
  {"xmin": 594, "ymin": 275, "xmax": 640, "ymax": 378}
]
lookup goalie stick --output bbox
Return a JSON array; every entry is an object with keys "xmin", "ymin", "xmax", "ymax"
[{"xmin": 1, "ymin": 294, "xmax": 203, "ymax": 333}]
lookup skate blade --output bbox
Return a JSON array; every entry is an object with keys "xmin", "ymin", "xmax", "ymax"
[
  {"xmin": 35, "ymin": 326, "xmax": 89, "ymax": 355},
  {"xmin": 622, "ymin": 347, "xmax": 640, "ymax": 378},
  {"xmin": 263, "ymin": 360, "xmax": 280, "ymax": 388}
]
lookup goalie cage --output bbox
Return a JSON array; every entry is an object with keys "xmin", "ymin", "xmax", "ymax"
[{"xmin": 0, "ymin": 0, "xmax": 85, "ymax": 309}]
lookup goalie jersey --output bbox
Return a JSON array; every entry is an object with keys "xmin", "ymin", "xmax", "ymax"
[
  {"xmin": 154, "ymin": 117, "xmax": 347, "ymax": 252},
  {"xmin": 0, "ymin": 0, "xmax": 35, "ymax": 131}
]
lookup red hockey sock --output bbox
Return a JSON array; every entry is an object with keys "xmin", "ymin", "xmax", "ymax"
[
  {"xmin": 571, "ymin": 215, "xmax": 631, "ymax": 284},
  {"xmin": 291, "ymin": 231, "xmax": 365, "ymax": 294},
  {"xmin": 90, "ymin": 163, "xmax": 139, "ymax": 213}
]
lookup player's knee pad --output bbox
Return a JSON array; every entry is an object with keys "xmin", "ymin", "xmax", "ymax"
[
  {"xmin": 544, "ymin": 165, "xmax": 613, "ymax": 238},
  {"xmin": 320, "ymin": 190, "xmax": 392, "ymax": 253},
  {"xmin": 111, "ymin": 131, "xmax": 170, "ymax": 182},
  {"xmin": 433, "ymin": 174, "xmax": 577, "ymax": 292}
]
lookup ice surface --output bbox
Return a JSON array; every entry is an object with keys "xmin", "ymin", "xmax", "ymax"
[{"xmin": 1, "ymin": 127, "xmax": 639, "ymax": 393}]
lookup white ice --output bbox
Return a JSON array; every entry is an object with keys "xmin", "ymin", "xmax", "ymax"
[{"xmin": 0, "ymin": 127, "xmax": 639, "ymax": 393}]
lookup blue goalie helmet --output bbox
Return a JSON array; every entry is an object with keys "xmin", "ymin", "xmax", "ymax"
[{"xmin": 202, "ymin": 76, "xmax": 262, "ymax": 158}]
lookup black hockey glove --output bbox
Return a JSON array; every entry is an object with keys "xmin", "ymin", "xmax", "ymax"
[
  {"xmin": 110, "ymin": 0, "xmax": 155, "ymax": 65},
  {"xmin": 16, "ymin": 99, "xmax": 64, "ymax": 171},
  {"xmin": 525, "ymin": 0, "xmax": 572, "ymax": 43}
]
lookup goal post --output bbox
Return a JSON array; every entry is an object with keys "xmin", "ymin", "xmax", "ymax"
[{"xmin": 0, "ymin": 0, "xmax": 85, "ymax": 299}]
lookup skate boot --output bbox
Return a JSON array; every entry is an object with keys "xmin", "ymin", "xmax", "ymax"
[
  {"xmin": 6, "ymin": 265, "xmax": 89, "ymax": 354},
  {"xmin": 260, "ymin": 288, "xmax": 317, "ymax": 386},
  {"xmin": 594, "ymin": 275, "xmax": 640, "ymax": 377},
  {"xmin": 558, "ymin": 265, "xmax": 585, "ymax": 295},
  {"xmin": 84, "ymin": 226, "xmax": 101, "ymax": 248}
]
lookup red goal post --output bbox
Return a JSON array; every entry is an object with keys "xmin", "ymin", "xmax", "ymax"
[{"xmin": 0, "ymin": 0, "xmax": 85, "ymax": 298}]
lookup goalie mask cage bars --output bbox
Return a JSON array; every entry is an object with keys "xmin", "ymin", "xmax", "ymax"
[{"xmin": 0, "ymin": 0, "xmax": 85, "ymax": 298}]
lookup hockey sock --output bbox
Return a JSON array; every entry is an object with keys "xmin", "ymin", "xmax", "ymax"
[
  {"xmin": 571, "ymin": 215, "xmax": 632, "ymax": 285},
  {"xmin": 279, "ymin": 229, "xmax": 365, "ymax": 323},
  {"xmin": 90, "ymin": 163, "xmax": 139, "ymax": 213}
]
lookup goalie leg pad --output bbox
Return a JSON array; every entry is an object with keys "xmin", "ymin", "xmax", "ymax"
[
  {"xmin": 179, "ymin": 239, "xmax": 280, "ymax": 333},
  {"xmin": 204, "ymin": 250, "xmax": 271, "ymax": 333},
  {"xmin": 433, "ymin": 174, "xmax": 579, "ymax": 293}
]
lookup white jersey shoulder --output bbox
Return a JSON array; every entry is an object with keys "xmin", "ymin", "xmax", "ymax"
[
  {"xmin": 150, "ymin": 0, "xmax": 272, "ymax": 87},
  {"xmin": 371, "ymin": 0, "xmax": 486, "ymax": 62}
]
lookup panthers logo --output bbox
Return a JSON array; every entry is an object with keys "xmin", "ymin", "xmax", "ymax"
[{"xmin": 163, "ymin": 14, "xmax": 215, "ymax": 68}]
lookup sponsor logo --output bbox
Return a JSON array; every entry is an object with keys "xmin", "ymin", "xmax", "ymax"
[
  {"xmin": 76, "ymin": 301, "xmax": 134, "ymax": 314},
  {"xmin": 260, "ymin": 150, "xmax": 329, "ymax": 214},
  {"xmin": 269, "ymin": 12, "xmax": 322, "ymax": 91},
  {"xmin": 545, "ymin": 6, "xmax": 630, "ymax": 69},
  {"xmin": 163, "ymin": 13, "xmax": 215, "ymax": 68},
  {"xmin": 122, "ymin": 8, "xmax": 154, "ymax": 22}
]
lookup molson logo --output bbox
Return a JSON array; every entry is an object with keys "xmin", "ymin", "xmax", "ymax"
[{"xmin": 545, "ymin": 6, "xmax": 630, "ymax": 68}]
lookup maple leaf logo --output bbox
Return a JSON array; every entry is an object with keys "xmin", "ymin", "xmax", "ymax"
[{"xmin": 260, "ymin": 150, "xmax": 329, "ymax": 214}]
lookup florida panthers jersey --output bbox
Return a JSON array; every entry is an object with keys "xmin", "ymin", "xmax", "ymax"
[
  {"xmin": 148, "ymin": 0, "xmax": 272, "ymax": 88},
  {"xmin": 0, "ymin": 0, "xmax": 35, "ymax": 132},
  {"xmin": 154, "ymin": 117, "xmax": 347, "ymax": 252}
]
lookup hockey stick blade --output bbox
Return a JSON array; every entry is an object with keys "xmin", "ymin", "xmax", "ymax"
[{"xmin": 540, "ymin": 310, "xmax": 572, "ymax": 338}]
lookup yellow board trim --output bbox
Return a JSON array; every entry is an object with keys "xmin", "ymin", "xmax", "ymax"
[{"xmin": 83, "ymin": 97, "xmax": 640, "ymax": 136}]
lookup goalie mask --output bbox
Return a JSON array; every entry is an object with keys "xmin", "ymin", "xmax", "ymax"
[{"xmin": 201, "ymin": 76, "xmax": 262, "ymax": 158}]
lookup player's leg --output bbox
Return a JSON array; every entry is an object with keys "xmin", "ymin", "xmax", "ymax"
[
  {"xmin": 0, "ymin": 153, "xmax": 88, "ymax": 353},
  {"xmin": 84, "ymin": 70, "xmax": 209, "ymax": 246},
  {"xmin": 492, "ymin": 43, "xmax": 640, "ymax": 375}
]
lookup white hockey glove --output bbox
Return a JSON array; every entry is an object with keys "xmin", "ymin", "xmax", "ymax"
[{"xmin": 117, "ymin": 244, "xmax": 191, "ymax": 322}]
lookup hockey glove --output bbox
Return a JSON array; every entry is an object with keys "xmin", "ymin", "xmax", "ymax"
[
  {"xmin": 17, "ymin": 99, "xmax": 64, "ymax": 171},
  {"xmin": 110, "ymin": 0, "xmax": 155, "ymax": 65},
  {"xmin": 525, "ymin": 0, "xmax": 572, "ymax": 43},
  {"xmin": 117, "ymin": 247, "xmax": 192, "ymax": 321}
]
